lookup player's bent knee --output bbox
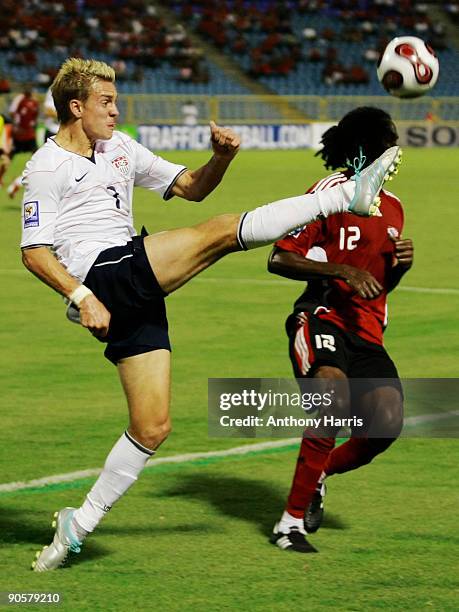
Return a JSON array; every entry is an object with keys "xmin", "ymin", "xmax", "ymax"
[
  {"xmin": 382, "ymin": 407, "xmax": 403, "ymax": 438},
  {"xmin": 312, "ymin": 366, "xmax": 350, "ymax": 419},
  {"xmin": 372, "ymin": 392, "xmax": 404, "ymax": 438},
  {"xmin": 130, "ymin": 418, "xmax": 172, "ymax": 450}
]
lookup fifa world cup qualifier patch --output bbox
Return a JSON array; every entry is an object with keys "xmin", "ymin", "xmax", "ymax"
[{"xmin": 24, "ymin": 201, "xmax": 40, "ymax": 228}]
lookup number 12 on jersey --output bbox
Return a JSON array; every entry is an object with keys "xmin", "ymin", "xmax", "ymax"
[{"xmin": 339, "ymin": 226, "xmax": 360, "ymax": 251}]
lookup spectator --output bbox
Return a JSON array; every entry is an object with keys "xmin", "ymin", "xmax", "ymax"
[
  {"xmin": 322, "ymin": 61, "xmax": 346, "ymax": 86},
  {"xmin": 302, "ymin": 28, "xmax": 317, "ymax": 41},
  {"xmin": 0, "ymin": 75, "xmax": 11, "ymax": 94},
  {"xmin": 6, "ymin": 87, "xmax": 39, "ymax": 198},
  {"xmin": 181, "ymin": 100, "xmax": 199, "ymax": 126},
  {"xmin": 344, "ymin": 65, "xmax": 370, "ymax": 85},
  {"xmin": 363, "ymin": 48, "xmax": 380, "ymax": 62},
  {"xmin": 308, "ymin": 47, "xmax": 324, "ymax": 63}
]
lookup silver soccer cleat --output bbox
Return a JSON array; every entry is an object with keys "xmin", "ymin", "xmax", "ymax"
[
  {"xmin": 348, "ymin": 146, "xmax": 402, "ymax": 217},
  {"xmin": 31, "ymin": 507, "xmax": 82, "ymax": 572}
]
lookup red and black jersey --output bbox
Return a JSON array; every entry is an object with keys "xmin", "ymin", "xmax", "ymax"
[
  {"xmin": 10, "ymin": 94, "xmax": 39, "ymax": 142},
  {"xmin": 275, "ymin": 172, "xmax": 404, "ymax": 346}
]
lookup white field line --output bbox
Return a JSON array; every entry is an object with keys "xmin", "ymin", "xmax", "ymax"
[
  {"xmin": 193, "ymin": 278, "xmax": 459, "ymax": 295},
  {"xmin": 404, "ymin": 410, "xmax": 459, "ymax": 425},
  {"xmin": 1, "ymin": 410, "xmax": 458, "ymax": 494},
  {"xmin": 0, "ymin": 439, "xmax": 296, "ymax": 494},
  {"xmin": 393, "ymin": 286, "xmax": 459, "ymax": 296},
  {"xmin": 0, "ymin": 269, "xmax": 458, "ymax": 295}
]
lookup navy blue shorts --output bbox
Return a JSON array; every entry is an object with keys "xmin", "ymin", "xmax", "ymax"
[{"xmin": 84, "ymin": 235, "xmax": 170, "ymax": 364}]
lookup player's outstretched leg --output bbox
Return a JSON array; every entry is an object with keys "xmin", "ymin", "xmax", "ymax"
[
  {"xmin": 238, "ymin": 146, "xmax": 402, "ymax": 249},
  {"xmin": 144, "ymin": 146, "xmax": 402, "ymax": 295}
]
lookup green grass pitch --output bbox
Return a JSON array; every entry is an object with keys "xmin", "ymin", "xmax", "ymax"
[{"xmin": 0, "ymin": 148, "xmax": 458, "ymax": 611}]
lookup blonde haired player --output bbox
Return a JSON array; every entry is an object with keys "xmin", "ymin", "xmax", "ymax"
[{"xmin": 21, "ymin": 58, "xmax": 401, "ymax": 571}]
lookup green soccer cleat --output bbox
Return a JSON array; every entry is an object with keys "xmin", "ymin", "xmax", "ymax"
[
  {"xmin": 348, "ymin": 146, "xmax": 402, "ymax": 217},
  {"xmin": 31, "ymin": 507, "xmax": 82, "ymax": 572}
]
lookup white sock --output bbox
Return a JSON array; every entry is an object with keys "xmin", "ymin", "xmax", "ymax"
[
  {"xmin": 238, "ymin": 181, "xmax": 355, "ymax": 249},
  {"xmin": 278, "ymin": 510, "xmax": 307, "ymax": 534},
  {"xmin": 73, "ymin": 431, "xmax": 154, "ymax": 534}
]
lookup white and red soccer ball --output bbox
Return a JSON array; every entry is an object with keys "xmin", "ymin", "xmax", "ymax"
[{"xmin": 377, "ymin": 36, "xmax": 439, "ymax": 98}]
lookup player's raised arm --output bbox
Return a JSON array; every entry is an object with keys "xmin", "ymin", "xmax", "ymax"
[{"xmin": 171, "ymin": 121, "xmax": 240, "ymax": 202}]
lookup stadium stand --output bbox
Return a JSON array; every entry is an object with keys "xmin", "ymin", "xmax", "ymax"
[
  {"xmin": 167, "ymin": 0, "xmax": 459, "ymax": 97},
  {"xmin": 0, "ymin": 0, "xmax": 458, "ymax": 122},
  {"xmin": 0, "ymin": 0, "xmax": 249, "ymax": 95},
  {"xmin": 444, "ymin": 2, "xmax": 459, "ymax": 24}
]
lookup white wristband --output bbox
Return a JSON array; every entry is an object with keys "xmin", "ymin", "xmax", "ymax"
[{"xmin": 68, "ymin": 284, "xmax": 93, "ymax": 307}]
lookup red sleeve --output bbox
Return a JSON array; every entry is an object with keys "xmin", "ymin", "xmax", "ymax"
[
  {"xmin": 383, "ymin": 189, "xmax": 405, "ymax": 234},
  {"xmin": 275, "ymin": 219, "xmax": 326, "ymax": 256}
]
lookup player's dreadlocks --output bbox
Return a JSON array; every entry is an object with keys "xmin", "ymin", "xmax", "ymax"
[{"xmin": 316, "ymin": 106, "xmax": 398, "ymax": 171}]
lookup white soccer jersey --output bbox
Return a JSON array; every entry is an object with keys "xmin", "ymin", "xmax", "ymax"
[{"xmin": 21, "ymin": 131, "xmax": 186, "ymax": 280}]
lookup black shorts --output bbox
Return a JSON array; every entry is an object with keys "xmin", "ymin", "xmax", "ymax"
[
  {"xmin": 287, "ymin": 311, "xmax": 400, "ymax": 382},
  {"xmin": 12, "ymin": 139, "xmax": 36, "ymax": 155},
  {"xmin": 84, "ymin": 235, "xmax": 170, "ymax": 364}
]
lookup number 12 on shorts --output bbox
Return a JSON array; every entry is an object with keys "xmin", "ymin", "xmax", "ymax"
[{"xmin": 315, "ymin": 334, "xmax": 336, "ymax": 352}]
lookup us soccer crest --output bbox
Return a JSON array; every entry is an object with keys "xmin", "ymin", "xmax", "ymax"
[{"xmin": 111, "ymin": 155, "xmax": 130, "ymax": 176}]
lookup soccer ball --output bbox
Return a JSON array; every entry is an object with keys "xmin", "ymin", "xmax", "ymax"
[{"xmin": 377, "ymin": 36, "xmax": 439, "ymax": 99}]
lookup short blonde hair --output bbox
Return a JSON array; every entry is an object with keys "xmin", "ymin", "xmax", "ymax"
[{"xmin": 51, "ymin": 58, "xmax": 116, "ymax": 124}]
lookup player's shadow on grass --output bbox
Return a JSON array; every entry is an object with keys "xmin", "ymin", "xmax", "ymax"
[
  {"xmin": 161, "ymin": 474, "xmax": 346, "ymax": 535},
  {"xmin": 0, "ymin": 506, "xmax": 110, "ymax": 564},
  {"xmin": 101, "ymin": 523, "xmax": 217, "ymax": 536},
  {"xmin": 0, "ymin": 506, "xmax": 59, "ymax": 545}
]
